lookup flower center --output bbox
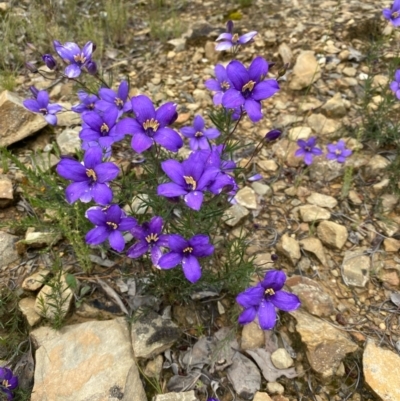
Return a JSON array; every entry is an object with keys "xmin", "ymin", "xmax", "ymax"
[
  {"xmin": 335, "ymin": 149, "xmax": 342, "ymax": 155},
  {"xmin": 143, "ymin": 118, "xmax": 160, "ymax": 132},
  {"xmin": 195, "ymin": 131, "xmax": 203, "ymax": 137},
  {"xmin": 106, "ymin": 221, "xmax": 118, "ymax": 229},
  {"xmin": 221, "ymin": 81, "xmax": 230, "ymax": 90},
  {"xmin": 232, "ymin": 33, "xmax": 240, "ymax": 43},
  {"xmin": 265, "ymin": 288, "xmax": 275, "ymax": 296},
  {"xmin": 101, "ymin": 123, "xmax": 109, "ymax": 133},
  {"xmin": 305, "ymin": 146, "xmax": 311, "ymax": 152},
  {"xmin": 2, "ymin": 379, "xmax": 10, "ymax": 388},
  {"xmin": 183, "ymin": 246, "xmax": 193, "ymax": 254},
  {"xmin": 145, "ymin": 233, "xmax": 159, "ymax": 244},
  {"xmin": 393, "ymin": 11, "xmax": 399, "ymax": 18},
  {"xmin": 88, "ymin": 103, "xmax": 95, "ymax": 110},
  {"xmin": 242, "ymin": 80, "xmax": 256, "ymax": 93},
  {"xmin": 115, "ymin": 98, "xmax": 124, "ymax": 107},
  {"xmin": 39, "ymin": 107, "xmax": 48, "ymax": 115},
  {"xmin": 74, "ymin": 53, "xmax": 87, "ymax": 65},
  {"xmin": 86, "ymin": 169, "xmax": 97, "ymax": 181},
  {"xmin": 183, "ymin": 176, "xmax": 197, "ymax": 190}
]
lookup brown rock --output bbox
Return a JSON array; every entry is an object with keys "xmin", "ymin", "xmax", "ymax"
[
  {"xmin": 307, "ymin": 113, "xmax": 341, "ymax": 136},
  {"xmin": 298, "ymin": 205, "xmax": 331, "ymax": 222},
  {"xmin": 384, "ymin": 238, "xmax": 400, "ymax": 252},
  {"xmin": 18, "ymin": 297, "xmax": 41, "ymax": 326},
  {"xmin": 276, "ymin": 233, "xmax": 301, "ymax": 265},
  {"xmin": 299, "ymin": 237, "xmax": 327, "ymax": 265},
  {"xmin": 289, "ymin": 51, "xmax": 321, "ymax": 90},
  {"xmin": 253, "ymin": 392, "xmax": 273, "ymax": 401},
  {"xmin": 317, "ymin": 220, "xmax": 348, "ymax": 249},
  {"xmin": 241, "ymin": 321, "xmax": 265, "ymax": 350},
  {"xmin": 22, "ymin": 269, "xmax": 51, "ymax": 291}
]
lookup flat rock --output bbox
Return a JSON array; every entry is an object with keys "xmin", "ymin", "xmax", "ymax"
[
  {"xmin": 363, "ymin": 155, "xmax": 390, "ymax": 179},
  {"xmin": 276, "ymin": 233, "xmax": 301, "ymax": 265},
  {"xmin": 223, "ymin": 204, "xmax": 250, "ymax": 226},
  {"xmin": 286, "ymin": 275, "xmax": 335, "ymax": 317},
  {"xmin": 235, "ymin": 187, "xmax": 258, "ymax": 209},
  {"xmin": 31, "ymin": 318, "xmax": 143, "ymax": 401},
  {"xmin": 321, "ymin": 93, "xmax": 347, "ymax": 118},
  {"xmin": 0, "ymin": 231, "xmax": 19, "ymax": 268},
  {"xmin": 56, "ymin": 127, "xmax": 81, "ymax": 155},
  {"xmin": 23, "ymin": 231, "xmax": 62, "ymax": 248},
  {"xmin": 131, "ymin": 312, "xmax": 180, "ymax": 358},
  {"xmin": 0, "ymin": 90, "xmax": 47, "ymax": 147},
  {"xmin": 306, "ymin": 192, "xmax": 338, "ymax": 209},
  {"xmin": 22, "ymin": 269, "xmax": 51, "ymax": 291},
  {"xmin": 342, "ymin": 249, "xmax": 370, "ymax": 287},
  {"xmin": 153, "ymin": 391, "xmax": 197, "ymax": 401},
  {"xmin": 289, "ymin": 51, "xmax": 321, "ymax": 90},
  {"xmin": 307, "ymin": 113, "xmax": 341, "ymax": 136},
  {"xmin": 298, "ymin": 205, "xmax": 331, "ymax": 222},
  {"xmin": 227, "ymin": 352, "xmax": 261, "ymax": 399},
  {"xmin": 317, "ymin": 220, "xmax": 348, "ymax": 249},
  {"xmin": 288, "ymin": 126, "xmax": 312, "ymax": 141},
  {"xmin": 241, "ymin": 321, "xmax": 265, "ymax": 350},
  {"xmin": 18, "ymin": 297, "xmax": 41, "ymax": 327},
  {"xmin": 292, "ymin": 310, "xmax": 358, "ymax": 377},
  {"xmin": 363, "ymin": 340, "xmax": 400, "ymax": 401},
  {"xmin": 253, "ymin": 392, "xmax": 273, "ymax": 401},
  {"xmin": 299, "ymin": 237, "xmax": 327, "ymax": 265},
  {"xmin": 0, "ymin": 175, "xmax": 13, "ymax": 208}
]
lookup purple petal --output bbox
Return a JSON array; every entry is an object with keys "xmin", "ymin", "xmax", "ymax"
[
  {"xmin": 244, "ymin": 98, "xmax": 262, "ymax": 122},
  {"xmin": 213, "ymin": 92, "xmax": 224, "ymax": 105},
  {"xmin": 311, "ymin": 148, "xmax": 323, "ymax": 156},
  {"xmin": 193, "ymin": 115, "xmax": 205, "ymax": 131},
  {"xmin": 23, "ymin": 99, "xmax": 40, "ymax": 113},
  {"xmin": 83, "ymin": 146, "xmax": 103, "ymax": 168},
  {"xmin": 184, "ymin": 191, "xmax": 204, "ymax": 210},
  {"xmin": 168, "ymin": 234, "xmax": 187, "ymax": 252},
  {"xmin": 106, "ymin": 204, "xmax": 122, "ymax": 223},
  {"xmin": 182, "ymin": 255, "xmax": 202, "ymax": 283},
  {"xmin": 44, "ymin": 114, "xmax": 57, "ymax": 125},
  {"xmin": 156, "ymin": 102, "xmax": 177, "ymax": 126},
  {"xmin": 181, "ymin": 127, "xmax": 196, "ymax": 138},
  {"xmin": 109, "ymin": 230, "xmax": 125, "ymax": 252},
  {"xmin": 91, "ymin": 183, "xmax": 113, "ymax": 205},
  {"xmin": 99, "ymin": 88, "xmax": 117, "ymax": 103},
  {"xmin": 86, "ymin": 226, "xmax": 109, "ymax": 245},
  {"xmin": 118, "ymin": 217, "xmax": 138, "ymax": 231},
  {"xmin": 37, "ymin": 90, "xmax": 49, "ymax": 107},
  {"xmin": 149, "ymin": 216, "xmax": 163, "ymax": 234},
  {"xmin": 205, "ymin": 79, "xmax": 221, "ymax": 91},
  {"xmin": 295, "ymin": 148, "xmax": 305, "ymax": 158},
  {"xmin": 236, "ymin": 285, "xmax": 264, "ymax": 308},
  {"xmin": 258, "ymin": 299, "xmax": 277, "ymax": 330},
  {"xmin": 252, "ymin": 80, "xmax": 280, "ymax": 101},
  {"xmin": 215, "ymin": 64, "xmax": 228, "ymax": 82},
  {"xmin": 157, "ymin": 182, "xmax": 187, "ymax": 197},
  {"xmin": 86, "ymin": 208, "xmax": 107, "ymax": 225},
  {"xmin": 131, "ymin": 133, "xmax": 154, "ymax": 153},
  {"xmin": 127, "ymin": 241, "xmax": 148, "ymax": 259},
  {"xmin": 303, "ymin": 153, "xmax": 314, "ymax": 165},
  {"xmin": 238, "ymin": 307, "xmax": 257, "ymax": 325},
  {"xmin": 238, "ymin": 31, "xmax": 258, "ymax": 45},
  {"xmin": 270, "ymin": 291, "xmax": 301, "ymax": 312},
  {"xmin": 118, "ymin": 80, "xmax": 129, "ymax": 100},
  {"xmin": 158, "ymin": 252, "xmax": 182, "ymax": 269},
  {"xmin": 248, "ymin": 56, "xmax": 268, "ymax": 81},
  {"xmin": 203, "ymin": 128, "xmax": 220, "ymax": 139},
  {"xmin": 161, "ymin": 160, "xmax": 185, "ymax": 185},
  {"xmin": 154, "ymin": 127, "xmax": 183, "ymax": 151},
  {"xmin": 395, "ymin": 69, "xmax": 400, "ymax": 82},
  {"xmin": 131, "ymin": 95, "xmax": 155, "ymax": 122},
  {"xmin": 222, "ymin": 89, "xmax": 244, "ymax": 108},
  {"xmin": 64, "ymin": 64, "xmax": 82, "ymax": 78},
  {"xmin": 116, "ymin": 117, "xmax": 142, "ymax": 136},
  {"xmin": 261, "ymin": 270, "xmax": 286, "ymax": 291},
  {"xmin": 226, "ymin": 60, "xmax": 249, "ymax": 90},
  {"xmin": 216, "ymin": 33, "xmax": 233, "ymax": 41},
  {"xmin": 82, "ymin": 41, "xmax": 94, "ymax": 59},
  {"xmin": 65, "ymin": 181, "xmax": 90, "ymax": 203},
  {"xmin": 151, "ymin": 246, "xmax": 163, "ymax": 266},
  {"xmin": 94, "ymin": 162, "xmax": 120, "ymax": 183},
  {"xmin": 57, "ymin": 158, "xmax": 87, "ymax": 181},
  {"xmin": 383, "ymin": 8, "xmax": 392, "ymax": 19}
]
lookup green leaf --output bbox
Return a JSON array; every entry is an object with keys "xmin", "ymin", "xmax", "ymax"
[{"xmin": 65, "ymin": 273, "xmax": 77, "ymax": 290}]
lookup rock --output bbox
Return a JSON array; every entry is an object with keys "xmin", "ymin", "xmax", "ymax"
[
  {"xmin": 153, "ymin": 391, "xmax": 197, "ymax": 401},
  {"xmin": 317, "ymin": 221, "xmax": 348, "ymax": 249},
  {"xmin": 348, "ymin": 190, "xmax": 363, "ymax": 205},
  {"xmin": 34, "ymin": 273, "xmax": 74, "ymax": 320},
  {"xmin": 227, "ymin": 352, "xmax": 261, "ymax": 399},
  {"xmin": 289, "ymin": 51, "xmax": 321, "ymax": 90},
  {"xmin": 363, "ymin": 340, "xmax": 400, "ymax": 401},
  {"xmin": 129, "ymin": 194, "xmax": 150, "ymax": 215},
  {"xmin": 266, "ymin": 382, "xmax": 285, "ymax": 395},
  {"xmin": 288, "ymin": 126, "xmax": 312, "ymax": 141},
  {"xmin": 121, "ymin": 363, "xmax": 148, "ymax": 401},
  {"xmin": 0, "ymin": 90, "xmax": 47, "ymax": 147},
  {"xmin": 204, "ymin": 40, "xmax": 218, "ymax": 63},
  {"xmin": 298, "ymin": 205, "xmax": 331, "ymax": 222},
  {"xmin": 56, "ymin": 127, "xmax": 81, "ymax": 154},
  {"xmin": 307, "ymin": 113, "xmax": 341, "ymax": 136},
  {"xmin": 321, "ymin": 93, "xmax": 347, "ymax": 118},
  {"xmin": 31, "ymin": 152, "xmax": 59, "ymax": 172},
  {"xmin": 342, "ymin": 249, "xmax": 370, "ymax": 287},
  {"xmin": 23, "ymin": 231, "xmax": 62, "ymax": 248},
  {"xmin": 306, "ymin": 192, "xmax": 338, "ymax": 209},
  {"xmin": 253, "ymin": 392, "xmax": 273, "ymax": 401},
  {"xmin": 223, "ymin": 204, "xmax": 250, "ymax": 226},
  {"xmin": 272, "ymin": 139, "xmax": 303, "ymax": 168},
  {"xmin": 22, "ymin": 269, "xmax": 51, "ymax": 291},
  {"xmin": 0, "ymin": 231, "xmax": 19, "ymax": 268},
  {"xmin": 144, "ymin": 355, "xmax": 163, "ymax": 379},
  {"xmin": 379, "ymin": 270, "xmax": 400, "ymax": 289},
  {"xmin": 18, "ymin": 297, "xmax": 41, "ymax": 327},
  {"xmin": 241, "ymin": 321, "xmax": 265, "ymax": 350},
  {"xmin": 234, "ymin": 187, "xmax": 258, "ymax": 209},
  {"xmin": 372, "ymin": 74, "xmax": 389, "ymax": 91},
  {"xmin": 0, "ymin": 176, "xmax": 13, "ymax": 207},
  {"xmin": 257, "ymin": 159, "xmax": 279, "ymax": 172},
  {"xmin": 131, "ymin": 312, "xmax": 180, "ymax": 358},
  {"xmin": 299, "ymin": 237, "xmax": 328, "ymax": 265},
  {"xmin": 276, "ymin": 233, "xmax": 301, "ymax": 265},
  {"xmin": 270, "ymin": 348, "xmax": 293, "ymax": 370},
  {"xmin": 377, "ymin": 219, "xmax": 399, "ymax": 237},
  {"xmin": 309, "ymin": 158, "xmax": 345, "ymax": 182},
  {"xmin": 384, "ymin": 238, "xmax": 400, "ymax": 252},
  {"xmin": 363, "ymin": 155, "xmax": 390, "ymax": 179},
  {"xmin": 56, "ymin": 103, "xmax": 81, "ymax": 126},
  {"xmin": 381, "ymin": 194, "xmax": 398, "ymax": 213},
  {"xmin": 286, "ymin": 275, "xmax": 335, "ymax": 317},
  {"xmin": 251, "ymin": 182, "xmax": 272, "ymax": 197},
  {"xmin": 292, "ymin": 310, "xmax": 358, "ymax": 377},
  {"xmin": 31, "ymin": 318, "xmax": 143, "ymax": 401},
  {"xmin": 343, "ymin": 67, "xmax": 357, "ymax": 77},
  {"xmin": 278, "ymin": 43, "xmax": 293, "ymax": 65},
  {"xmin": 167, "ymin": 38, "xmax": 186, "ymax": 52}
]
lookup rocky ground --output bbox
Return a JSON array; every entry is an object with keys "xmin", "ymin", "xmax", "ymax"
[{"xmin": 1, "ymin": 0, "xmax": 400, "ymax": 400}]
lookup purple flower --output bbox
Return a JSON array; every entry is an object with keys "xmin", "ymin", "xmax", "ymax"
[
  {"xmin": 56, "ymin": 147, "xmax": 119, "ymax": 204},
  {"xmin": 326, "ymin": 140, "xmax": 352, "ymax": 163},
  {"xmin": 71, "ymin": 90, "xmax": 99, "ymax": 114},
  {"xmin": 236, "ymin": 270, "xmax": 300, "ymax": 330},
  {"xmin": 215, "ymin": 20, "xmax": 257, "ymax": 51},
  {"xmin": 180, "ymin": 115, "xmax": 220, "ymax": 150},
  {"xmin": 86, "ymin": 60, "xmax": 97, "ymax": 75},
  {"xmin": 158, "ymin": 234, "xmax": 214, "ymax": 283},
  {"xmin": 294, "ymin": 137, "xmax": 323, "ymax": 165},
  {"xmin": 85, "ymin": 204, "xmax": 137, "ymax": 252},
  {"xmin": 79, "ymin": 108, "xmax": 123, "ymax": 148},
  {"xmin": 157, "ymin": 151, "xmax": 218, "ymax": 210},
  {"xmin": 97, "ymin": 81, "xmax": 132, "ymax": 117},
  {"xmin": 23, "ymin": 89, "xmax": 62, "ymax": 125},
  {"xmin": 204, "ymin": 64, "xmax": 232, "ymax": 105},
  {"xmin": 42, "ymin": 54, "xmax": 57, "ymax": 70},
  {"xmin": 53, "ymin": 40, "xmax": 95, "ymax": 78},
  {"xmin": 81, "ymin": 140, "xmax": 112, "ymax": 159},
  {"xmin": 390, "ymin": 69, "xmax": 400, "ymax": 99},
  {"xmin": 116, "ymin": 95, "xmax": 183, "ymax": 153},
  {"xmin": 222, "ymin": 57, "xmax": 279, "ymax": 122},
  {"xmin": 127, "ymin": 216, "xmax": 169, "ymax": 266},
  {"xmin": 383, "ymin": 0, "xmax": 400, "ymax": 26},
  {"xmin": 0, "ymin": 366, "xmax": 18, "ymax": 400},
  {"xmin": 265, "ymin": 129, "xmax": 281, "ymax": 142}
]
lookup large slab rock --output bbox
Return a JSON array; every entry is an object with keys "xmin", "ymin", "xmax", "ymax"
[
  {"xmin": 363, "ymin": 340, "xmax": 400, "ymax": 401},
  {"xmin": 292, "ymin": 310, "xmax": 357, "ymax": 377},
  {"xmin": 0, "ymin": 231, "xmax": 19, "ymax": 268},
  {"xmin": 31, "ymin": 318, "xmax": 145, "ymax": 401},
  {"xmin": 0, "ymin": 90, "xmax": 47, "ymax": 147}
]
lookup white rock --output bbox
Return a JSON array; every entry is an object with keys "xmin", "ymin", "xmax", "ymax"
[
  {"xmin": 270, "ymin": 348, "xmax": 294, "ymax": 369},
  {"xmin": 235, "ymin": 187, "xmax": 258, "ymax": 209}
]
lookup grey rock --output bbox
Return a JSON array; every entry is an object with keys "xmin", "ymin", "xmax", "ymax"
[
  {"xmin": 342, "ymin": 249, "xmax": 370, "ymax": 287},
  {"xmin": 22, "ymin": 269, "xmax": 51, "ymax": 291},
  {"xmin": 23, "ymin": 231, "xmax": 62, "ymax": 248},
  {"xmin": 31, "ymin": 318, "xmax": 141, "ymax": 401},
  {"xmin": 121, "ymin": 362, "xmax": 148, "ymax": 401},
  {"xmin": 307, "ymin": 113, "xmax": 341, "ymax": 136},
  {"xmin": 223, "ymin": 204, "xmax": 249, "ymax": 226},
  {"xmin": 251, "ymin": 182, "xmax": 272, "ymax": 197},
  {"xmin": 56, "ymin": 127, "xmax": 81, "ymax": 154},
  {"xmin": 227, "ymin": 352, "xmax": 261, "ymax": 399},
  {"xmin": 321, "ymin": 93, "xmax": 347, "ymax": 118},
  {"xmin": 131, "ymin": 312, "xmax": 180, "ymax": 358},
  {"xmin": 154, "ymin": 391, "xmax": 198, "ymax": 401},
  {"xmin": 0, "ymin": 231, "xmax": 19, "ymax": 268},
  {"xmin": 0, "ymin": 90, "xmax": 47, "ymax": 147},
  {"xmin": 144, "ymin": 355, "xmax": 163, "ymax": 379},
  {"xmin": 288, "ymin": 126, "xmax": 312, "ymax": 141}
]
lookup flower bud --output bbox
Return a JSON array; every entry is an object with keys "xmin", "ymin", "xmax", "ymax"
[
  {"xmin": 271, "ymin": 254, "xmax": 278, "ymax": 262},
  {"xmin": 25, "ymin": 62, "xmax": 38, "ymax": 73},
  {"xmin": 29, "ymin": 86, "xmax": 39, "ymax": 98},
  {"xmin": 86, "ymin": 60, "xmax": 97, "ymax": 75},
  {"xmin": 264, "ymin": 129, "xmax": 281, "ymax": 142},
  {"xmin": 226, "ymin": 20, "xmax": 234, "ymax": 34},
  {"xmin": 42, "ymin": 54, "xmax": 57, "ymax": 70}
]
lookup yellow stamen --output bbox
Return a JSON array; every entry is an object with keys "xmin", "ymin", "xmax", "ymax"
[
  {"xmin": 183, "ymin": 246, "xmax": 193, "ymax": 254},
  {"xmin": 183, "ymin": 176, "xmax": 197, "ymax": 190},
  {"xmin": 74, "ymin": 53, "xmax": 87, "ymax": 64},
  {"xmin": 145, "ymin": 233, "xmax": 159, "ymax": 243},
  {"xmin": 143, "ymin": 118, "xmax": 160, "ymax": 131},
  {"xmin": 115, "ymin": 98, "xmax": 124, "ymax": 107},
  {"xmin": 393, "ymin": 11, "xmax": 399, "ymax": 18},
  {"xmin": 221, "ymin": 81, "xmax": 230, "ymax": 90},
  {"xmin": 195, "ymin": 131, "xmax": 203, "ymax": 137},
  {"xmin": 2, "ymin": 379, "xmax": 10, "ymax": 388},
  {"xmin": 86, "ymin": 169, "xmax": 97, "ymax": 181},
  {"xmin": 101, "ymin": 123, "xmax": 109, "ymax": 133},
  {"xmin": 232, "ymin": 33, "xmax": 240, "ymax": 43},
  {"xmin": 106, "ymin": 222, "xmax": 118, "ymax": 229},
  {"xmin": 265, "ymin": 288, "xmax": 275, "ymax": 296},
  {"xmin": 242, "ymin": 80, "xmax": 256, "ymax": 92}
]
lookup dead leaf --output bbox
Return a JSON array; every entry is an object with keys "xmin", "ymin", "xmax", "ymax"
[{"xmin": 96, "ymin": 278, "xmax": 129, "ymax": 315}]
